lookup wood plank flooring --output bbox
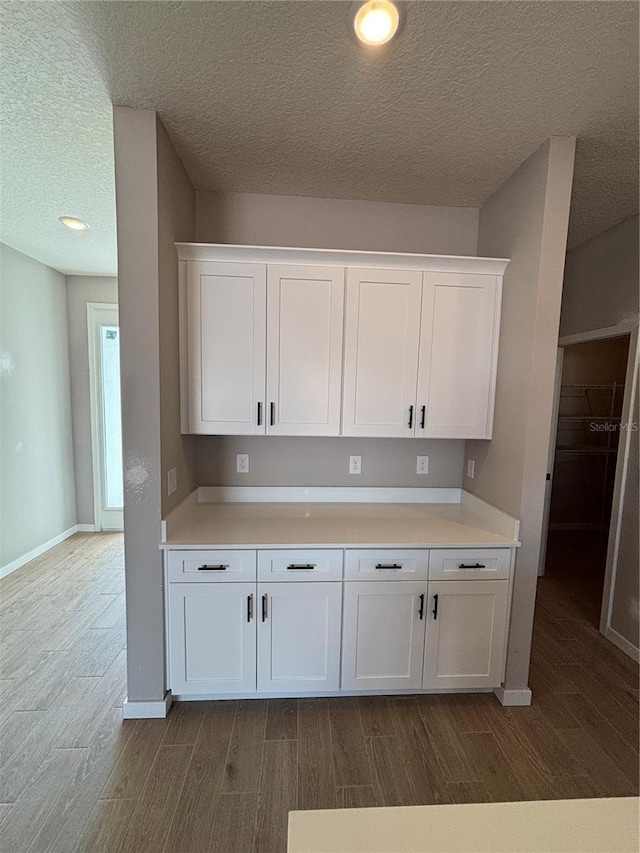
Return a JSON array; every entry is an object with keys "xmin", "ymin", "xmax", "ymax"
[{"xmin": 0, "ymin": 531, "xmax": 637, "ymax": 852}]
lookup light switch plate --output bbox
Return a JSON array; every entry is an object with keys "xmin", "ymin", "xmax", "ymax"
[
  {"xmin": 467, "ymin": 458, "xmax": 476, "ymax": 479},
  {"xmin": 416, "ymin": 455, "xmax": 429, "ymax": 475},
  {"xmin": 236, "ymin": 453, "xmax": 249, "ymax": 474},
  {"xmin": 349, "ymin": 455, "xmax": 362, "ymax": 475},
  {"xmin": 167, "ymin": 467, "xmax": 177, "ymax": 496}
]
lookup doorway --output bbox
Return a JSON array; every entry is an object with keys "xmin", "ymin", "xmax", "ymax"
[
  {"xmin": 88, "ymin": 303, "xmax": 124, "ymax": 531},
  {"xmin": 542, "ymin": 334, "xmax": 630, "ymax": 629}
]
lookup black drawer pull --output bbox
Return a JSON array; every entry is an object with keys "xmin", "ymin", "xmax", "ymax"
[
  {"xmin": 262, "ymin": 594, "xmax": 267, "ymax": 622},
  {"xmin": 432, "ymin": 594, "xmax": 439, "ymax": 620},
  {"xmin": 197, "ymin": 564, "xmax": 228, "ymax": 571},
  {"xmin": 270, "ymin": 402, "xmax": 275, "ymax": 426},
  {"xmin": 418, "ymin": 593, "xmax": 425, "ymax": 620},
  {"xmin": 257, "ymin": 402, "xmax": 262, "ymax": 426},
  {"xmin": 247, "ymin": 594, "xmax": 253, "ymax": 622},
  {"xmin": 408, "ymin": 405, "xmax": 414, "ymax": 429},
  {"xmin": 420, "ymin": 405, "xmax": 426, "ymax": 429},
  {"xmin": 458, "ymin": 563, "xmax": 486, "ymax": 569},
  {"xmin": 375, "ymin": 563, "xmax": 403, "ymax": 570},
  {"xmin": 287, "ymin": 564, "xmax": 316, "ymax": 570}
]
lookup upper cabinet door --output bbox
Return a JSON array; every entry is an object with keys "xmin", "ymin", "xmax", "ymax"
[
  {"xmin": 342, "ymin": 268, "xmax": 423, "ymax": 437},
  {"xmin": 417, "ymin": 273, "xmax": 500, "ymax": 439},
  {"xmin": 185, "ymin": 261, "xmax": 266, "ymax": 434},
  {"xmin": 266, "ymin": 265, "xmax": 344, "ymax": 436}
]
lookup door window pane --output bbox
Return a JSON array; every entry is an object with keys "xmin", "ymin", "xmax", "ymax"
[{"xmin": 100, "ymin": 326, "xmax": 123, "ymax": 509}]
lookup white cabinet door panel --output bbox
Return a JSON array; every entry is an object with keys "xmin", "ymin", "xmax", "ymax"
[
  {"xmin": 169, "ymin": 582, "xmax": 256, "ymax": 695},
  {"xmin": 258, "ymin": 582, "xmax": 342, "ymax": 693},
  {"xmin": 342, "ymin": 269, "xmax": 422, "ymax": 437},
  {"xmin": 342, "ymin": 581, "xmax": 426, "ymax": 690},
  {"xmin": 187, "ymin": 261, "xmax": 266, "ymax": 434},
  {"xmin": 423, "ymin": 580, "xmax": 509, "ymax": 689},
  {"xmin": 417, "ymin": 273, "xmax": 499, "ymax": 438},
  {"xmin": 267, "ymin": 265, "xmax": 344, "ymax": 435}
]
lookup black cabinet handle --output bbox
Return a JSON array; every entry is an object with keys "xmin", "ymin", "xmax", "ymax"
[
  {"xmin": 458, "ymin": 563, "xmax": 486, "ymax": 569},
  {"xmin": 247, "ymin": 594, "xmax": 253, "ymax": 622},
  {"xmin": 420, "ymin": 405, "xmax": 426, "ymax": 429},
  {"xmin": 270, "ymin": 402, "xmax": 275, "ymax": 426},
  {"xmin": 418, "ymin": 593, "xmax": 425, "ymax": 620},
  {"xmin": 408, "ymin": 405, "xmax": 414, "ymax": 429},
  {"xmin": 287, "ymin": 564, "xmax": 316, "ymax": 570},
  {"xmin": 197, "ymin": 564, "xmax": 228, "ymax": 571},
  {"xmin": 375, "ymin": 563, "xmax": 403, "ymax": 570},
  {"xmin": 261, "ymin": 594, "xmax": 267, "ymax": 622},
  {"xmin": 432, "ymin": 594, "xmax": 439, "ymax": 619},
  {"xmin": 257, "ymin": 402, "xmax": 262, "ymax": 426}
]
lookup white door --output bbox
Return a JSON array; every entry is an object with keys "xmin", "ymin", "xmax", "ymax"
[
  {"xmin": 422, "ymin": 580, "xmax": 509, "ymax": 689},
  {"xmin": 341, "ymin": 581, "xmax": 427, "ymax": 690},
  {"xmin": 186, "ymin": 261, "xmax": 266, "ymax": 434},
  {"xmin": 257, "ymin": 582, "xmax": 342, "ymax": 693},
  {"xmin": 88, "ymin": 304, "xmax": 123, "ymax": 531},
  {"xmin": 266, "ymin": 265, "xmax": 344, "ymax": 436},
  {"xmin": 168, "ymin": 582, "xmax": 256, "ymax": 695},
  {"xmin": 342, "ymin": 268, "xmax": 423, "ymax": 437},
  {"xmin": 417, "ymin": 273, "xmax": 499, "ymax": 438}
]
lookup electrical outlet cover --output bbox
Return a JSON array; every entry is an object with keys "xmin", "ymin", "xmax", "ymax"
[
  {"xmin": 416, "ymin": 455, "xmax": 429, "ymax": 475},
  {"xmin": 349, "ymin": 455, "xmax": 362, "ymax": 475},
  {"xmin": 237, "ymin": 453, "xmax": 249, "ymax": 474}
]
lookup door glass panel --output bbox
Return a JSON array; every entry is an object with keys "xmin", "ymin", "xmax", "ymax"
[{"xmin": 100, "ymin": 326, "xmax": 123, "ymax": 509}]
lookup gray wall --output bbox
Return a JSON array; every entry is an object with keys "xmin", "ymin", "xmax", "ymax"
[
  {"xmin": 560, "ymin": 215, "xmax": 639, "ymax": 338},
  {"xmin": 195, "ymin": 190, "xmax": 478, "ymax": 488},
  {"xmin": 0, "ymin": 243, "xmax": 76, "ymax": 567},
  {"xmin": 560, "ymin": 215, "xmax": 639, "ymax": 656},
  {"xmin": 196, "ymin": 191, "xmax": 479, "ymax": 256},
  {"xmin": 197, "ymin": 437, "xmax": 464, "ymax": 488},
  {"xmin": 464, "ymin": 138, "xmax": 577, "ymax": 692},
  {"xmin": 66, "ymin": 275, "xmax": 118, "ymax": 526},
  {"xmin": 114, "ymin": 106, "xmax": 196, "ymax": 704}
]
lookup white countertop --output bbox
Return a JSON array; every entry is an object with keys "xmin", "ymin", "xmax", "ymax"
[
  {"xmin": 161, "ymin": 491, "xmax": 520, "ymax": 549},
  {"xmin": 287, "ymin": 797, "xmax": 640, "ymax": 853}
]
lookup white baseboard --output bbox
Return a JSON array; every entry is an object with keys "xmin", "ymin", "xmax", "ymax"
[
  {"xmin": 122, "ymin": 692, "xmax": 173, "ymax": 719},
  {"xmin": 0, "ymin": 524, "xmax": 80, "ymax": 580},
  {"xmin": 77, "ymin": 524, "xmax": 96, "ymax": 532},
  {"xmin": 494, "ymin": 686, "xmax": 532, "ymax": 706},
  {"xmin": 606, "ymin": 627, "xmax": 640, "ymax": 663}
]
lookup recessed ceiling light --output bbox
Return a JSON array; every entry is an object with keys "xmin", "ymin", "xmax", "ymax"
[
  {"xmin": 353, "ymin": 0, "xmax": 400, "ymax": 46},
  {"xmin": 59, "ymin": 216, "xmax": 89, "ymax": 231}
]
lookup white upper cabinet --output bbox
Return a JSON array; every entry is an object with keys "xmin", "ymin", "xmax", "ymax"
[
  {"xmin": 417, "ymin": 273, "xmax": 500, "ymax": 438},
  {"xmin": 342, "ymin": 268, "xmax": 423, "ymax": 437},
  {"xmin": 183, "ymin": 261, "xmax": 266, "ymax": 435},
  {"xmin": 267, "ymin": 265, "xmax": 344, "ymax": 436}
]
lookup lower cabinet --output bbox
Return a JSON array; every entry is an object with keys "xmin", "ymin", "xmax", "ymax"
[
  {"xmin": 341, "ymin": 582, "xmax": 427, "ymax": 690},
  {"xmin": 258, "ymin": 582, "xmax": 342, "ymax": 693},
  {"xmin": 422, "ymin": 580, "xmax": 509, "ymax": 689},
  {"xmin": 169, "ymin": 582, "xmax": 256, "ymax": 695}
]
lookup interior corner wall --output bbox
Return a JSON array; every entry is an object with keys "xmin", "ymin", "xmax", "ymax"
[
  {"xmin": 113, "ymin": 105, "xmax": 165, "ymax": 703},
  {"xmin": 156, "ymin": 118, "xmax": 197, "ymax": 516},
  {"xmin": 0, "ymin": 243, "xmax": 77, "ymax": 569},
  {"xmin": 66, "ymin": 275, "xmax": 119, "ymax": 527},
  {"xmin": 463, "ymin": 138, "xmax": 576, "ymax": 691}
]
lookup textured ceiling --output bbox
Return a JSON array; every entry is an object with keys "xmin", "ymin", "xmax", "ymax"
[{"xmin": 1, "ymin": 1, "xmax": 638, "ymax": 276}]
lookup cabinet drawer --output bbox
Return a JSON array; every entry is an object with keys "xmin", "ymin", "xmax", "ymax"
[
  {"xmin": 167, "ymin": 550, "xmax": 257, "ymax": 582},
  {"xmin": 428, "ymin": 549, "xmax": 511, "ymax": 581},
  {"xmin": 344, "ymin": 549, "xmax": 428, "ymax": 581},
  {"xmin": 258, "ymin": 549, "xmax": 343, "ymax": 581}
]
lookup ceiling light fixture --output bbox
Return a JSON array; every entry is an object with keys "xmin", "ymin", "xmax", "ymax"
[
  {"xmin": 353, "ymin": 0, "xmax": 400, "ymax": 46},
  {"xmin": 59, "ymin": 216, "xmax": 89, "ymax": 231}
]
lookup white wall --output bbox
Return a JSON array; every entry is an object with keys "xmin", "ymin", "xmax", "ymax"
[
  {"xmin": 464, "ymin": 138, "xmax": 576, "ymax": 694},
  {"xmin": 196, "ymin": 191, "xmax": 479, "ymax": 256},
  {"xmin": 66, "ymin": 276, "xmax": 118, "ymax": 526},
  {"xmin": 0, "ymin": 243, "xmax": 77, "ymax": 568}
]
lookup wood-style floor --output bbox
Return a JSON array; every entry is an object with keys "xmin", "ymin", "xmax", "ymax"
[{"xmin": 0, "ymin": 531, "xmax": 637, "ymax": 853}]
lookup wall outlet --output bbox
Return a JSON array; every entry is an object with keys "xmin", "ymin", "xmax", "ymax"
[
  {"xmin": 349, "ymin": 455, "xmax": 362, "ymax": 475},
  {"xmin": 467, "ymin": 458, "xmax": 476, "ymax": 479},
  {"xmin": 416, "ymin": 455, "xmax": 429, "ymax": 475},
  {"xmin": 167, "ymin": 467, "xmax": 177, "ymax": 496},
  {"xmin": 236, "ymin": 453, "xmax": 250, "ymax": 474}
]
